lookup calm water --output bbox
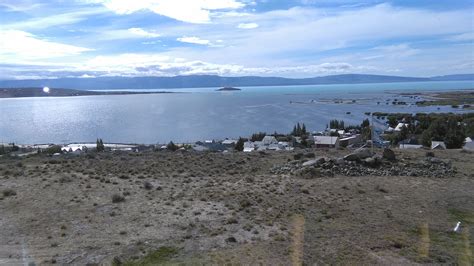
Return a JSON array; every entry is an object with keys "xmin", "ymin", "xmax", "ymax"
[{"xmin": 1, "ymin": 81, "xmax": 473, "ymax": 144}]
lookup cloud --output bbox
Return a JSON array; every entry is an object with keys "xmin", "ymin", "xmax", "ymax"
[
  {"xmin": 177, "ymin": 36, "xmax": 210, "ymax": 45},
  {"xmin": 0, "ymin": 30, "xmax": 92, "ymax": 61},
  {"xmin": 447, "ymin": 32, "xmax": 474, "ymax": 42},
  {"xmin": 0, "ymin": 52, "xmax": 374, "ymax": 79},
  {"xmin": 128, "ymin": 27, "xmax": 160, "ymax": 38},
  {"xmin": 237, "ymin": 23, "xmax": 258, "ymax": 29},
  {"xmin": 85, "ymin": 0, "xmax": 246, "ymax": 23}
]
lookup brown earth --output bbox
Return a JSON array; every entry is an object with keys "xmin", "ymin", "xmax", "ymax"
[{"xmin": 0, "ymin": 148, "xmax": 473, "ymax": 265}]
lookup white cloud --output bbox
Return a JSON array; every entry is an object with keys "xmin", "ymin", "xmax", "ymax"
[
  {"xmin": 0, "ymin": 30, "xmax": 92, "ymax": 61},
  {"xmin": 177, "ymin": 36, "xmax": 210, "ymax": 45},
  {"xmin": 237, "ymin": 22, "xmax": 258, "ymax": 29},
  {"xmin": 128, "ymin": 27, "xmax": 160, "ymax": 38},
  {"xmin": 447, "ymin": 32, "xmax": 474, "ymax": 42},
  {"xmin": 85, "ymin": 0, "xmax": 245, "ymax": 23}
]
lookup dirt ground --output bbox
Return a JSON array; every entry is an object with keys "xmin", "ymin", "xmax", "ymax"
[{"xmin": 0, "ymin": 148, "xmax": 473, "ymax": 265}]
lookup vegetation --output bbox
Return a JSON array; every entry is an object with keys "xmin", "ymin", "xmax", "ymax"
[
  {"xmin": 166, "ymin": 141, "xmax": 178, "ymax": 151},
  {"xmin": 120, "ymin": 246, "xmax": 178, "ymax": 266},
  {"xmin": 96, "ymin": 138, "xmax": 105, "ymax": 152},
  {"xmin": 291, "ymin": 122, "xmax": 307, "ymax": 136},
  {"xmin": 45, "ymin": 145, "xmax": 62, "ymax": 154},
  {"xmin": 235, "ymin": 137, "xmax": 244, "ymax": 151},
  {"xmin": 329, "ymin": 119, "xmax": 345, "ymax": 130},
  {"xmin": 250, "ymin": 132, "xmax": 266, "ymax": 142}
]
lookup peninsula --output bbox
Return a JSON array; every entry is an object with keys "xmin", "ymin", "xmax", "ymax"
[{"xmin": 0, "ymin": 87, "xmax": 175, "ymax": 99}]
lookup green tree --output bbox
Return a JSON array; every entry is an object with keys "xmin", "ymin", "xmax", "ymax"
[
  {"xmin": 445, "ymin": 118, "xmax": 465, "ymax": 148},
  {"xmin": 166, "ymin": 141, "xmax": 178, "ymax": 151},
  {"xmin": 235, "ymin": 137, "xmax": 244, "ymax": 151},
  {"xmin": 96, "ymin": 138, "xmax": 105, "ymax": 152},
  {"xmin": 361, "ymin": 119, "xmax": 370, "ymax": 129},
  {"xmin": 399, "ymin": 125, "xmax": 409, "ymax": 141},
  {"xmin": 387, "ymin": 116, "xmax": 398, "ymax": 128}
]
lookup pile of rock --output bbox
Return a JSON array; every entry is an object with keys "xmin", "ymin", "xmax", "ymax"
[{"xmin": 271, "ymin": 148, "xmax": 455, "ymax": 178}]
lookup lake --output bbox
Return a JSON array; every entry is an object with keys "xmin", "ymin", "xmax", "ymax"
[{"xmin": 0, "ymin": 80, "xmax": 473, "ymax": 144}]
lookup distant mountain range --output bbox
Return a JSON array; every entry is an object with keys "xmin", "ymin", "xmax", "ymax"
[{"xmin": 0, "ymin": 74, "xmax": 472, "ymax": 90}]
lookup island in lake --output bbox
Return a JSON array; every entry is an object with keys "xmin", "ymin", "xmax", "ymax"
[
  {"xmin": 0, "ymin": 87, "xmax": 175, "ymax": 98},
  {"xmin": 216, "ymin": 87, "xmax": 241, "ymax": 91}
]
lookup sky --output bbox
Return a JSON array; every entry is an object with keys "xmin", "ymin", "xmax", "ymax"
[{"xmin": 0, "ymin": 0, "xmax": 473, "ymax": 79}]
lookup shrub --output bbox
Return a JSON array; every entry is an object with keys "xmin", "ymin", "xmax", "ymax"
[
  {"xmin": 45, "ymin": 145, "xmax": 62, "ymax": 154},
  {"xmin": 2, "ymin": 189, "xmax": 16, "ymax": 197},
  {"xmin": 112, "ymin": 194, "xmax": 125, "ymax": 203},
  {"xmin": 234, "ymin": 137, "xmax": 244, "ymax": 152}
]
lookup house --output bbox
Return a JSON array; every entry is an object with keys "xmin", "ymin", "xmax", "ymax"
[
  {"xmin": 222, "ymin": 139, "xmax": 237, "ymax": 146},
  {"xmin": 394, "ymin": 123, "xmax": 409, "ymax": 132},
  {"xmin": 262, "ymin": 136, "xmax": 278, "ymax": 145},
  {"xmin": 399, "ymin": 144, "xmax": 423, "ymax": 149},
  {"xmin": 463, "ymin": 141, "xmax": 474, "ymax": 151},
  {"xmin": 431, "ymin": 141, "xmax": 446, "ymax": 150},
  {"xmin": 399, "ymin": 138, "xmax": 422, "ymax": 149},
  {"xmin": 243, "ymin": 141, "xmax": 255, "ymax": 152},
  {"xmin": 339, "ymin": 135, "xmax": 362, "ymax": 147},
  {"xmin": 313, "ymin": 136, "xmax": 339, "ymax": 148}
]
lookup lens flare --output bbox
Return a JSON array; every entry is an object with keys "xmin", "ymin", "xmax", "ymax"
[{"xmin": 43, "ymin": 87, "xmax": 50, "ymax": 93}]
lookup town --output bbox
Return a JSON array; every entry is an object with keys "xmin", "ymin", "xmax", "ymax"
[{"xmin": 2, "ymin": 113, "xmax": 473, "ymax": 157}]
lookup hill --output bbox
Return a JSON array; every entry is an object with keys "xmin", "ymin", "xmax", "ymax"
[{"xmin": 0, "ymin": 73, "xmax": 471, "ymax": 90}]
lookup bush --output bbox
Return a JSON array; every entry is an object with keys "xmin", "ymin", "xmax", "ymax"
[
  {"xmin": 45, "ymin": 145, "xmax": 62, "ymax": 154},
  {"xmin": 112, "ymin": 194, "xmax": 125, "ymax": 203},
  {"xmin": 2, "ymin": 189, "xmax": 17, "ymax": 197},
  {"xmin": 166, "ymin": 141, "xmax": 178, "ymax": 151},
  {"xmin": 235, "ymin": 137, "xmax": 244, "ymax": 152}
]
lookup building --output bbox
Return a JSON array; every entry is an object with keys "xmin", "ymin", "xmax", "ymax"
[
  {"xmin": 222, "ymin": 139, "xmax": 237, "ymax": 146},
  {"xmin": 394, "ymin": 123, "xmax": 409, "ymax": 132},
  {"xmin": 339, "ymin": 135, "xmax": 362, "ymax": 147},
  {"xmin": 463, "ymin": 141, "xmax": 474, "ymax": 151},
  {"xmin": 399, "ymin": 138, "xmax": 422, "ymax": 149},
  {"xmin": 262, "ymin": 136, "xmax": 278, "ymax": 145},
  {"xmin": 431, "ymin": 141, "xmax": 446, "ymax": 150},
  {"xmin": 313, "ymin": 136, "xmax": 339, "ymax": 148}
]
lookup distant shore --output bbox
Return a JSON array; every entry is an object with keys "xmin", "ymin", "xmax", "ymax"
[{"xmin": 0, "ymin": 87, "xmax": 176, "ymax": 99}]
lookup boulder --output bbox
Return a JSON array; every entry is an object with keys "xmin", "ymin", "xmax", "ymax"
[
  {"xmin": 354, "ymin": 148, "xmax": 373, "ymax": 159},
  {"xmin": 343, "ymin": 153, "xmax": 359, "ymax": 161},
  {"xmin": 382, "ymin": 148, "xmax": 396, "ymax": 161},
  {"xmin": 302, "ymin": 159, "xmax": 317, "ymax": 167},
  {"xmin": 364, "ymin": 157, "xmax": 377, "ymax": 167}
]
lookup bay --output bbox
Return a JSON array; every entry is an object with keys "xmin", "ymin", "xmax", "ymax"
[{"xmin": 0, "ymin": 80, "xmax": 473, "ymax": 144}]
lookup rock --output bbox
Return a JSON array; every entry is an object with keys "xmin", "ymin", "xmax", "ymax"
[
  {"xmin": 343, "ymin": 153, "xmax": 359, "ymax": 161},
  {"xmin": 335, "ymin": 158, "xmax": 345, "ymax": 165},
  {"xmin": 295, "ymin": 167, "xmax": 321, "ymax": 179},
  {"xmin": 294, "ymin": 153, "xmax": 304, "ymax": 160},
  {"xmin": 316, "ymin": 156, "xmax": 327, "ymax": 164},
  {"xmin": 302, "ymin": 159, "xmax": 317, "ymax": 167},
  {"xmin": 354, "ymin": 148, "xmax": 373, "ymax": 159},
  {"xmin": 364, "ymin": 157, "xmax": 377, "ymax": 167},
  {"xmin": 304, "ymin": 152, "xmax": 315, "ymax": 158},
  {"xmin": 382, "ymin": 148, "xmax": 396, "ymax": 161},
  {"xmin": 425, "ymin": 151, "xmax": 435, "ymax": 157}
]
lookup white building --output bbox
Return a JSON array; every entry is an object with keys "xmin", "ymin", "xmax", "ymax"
[
  {"xmin": 431, "ymin": 141, "xmax": 446, "ymax": 150},
  {"xmin": 262, "ymin": 136, "xmax": 278, "ymax": 145},
  {"xmin": 313, "ymin": 136, "xmax": 340, "ymax": 148},
  {"xmin": 394, "ymin": 123, "xmax": 409, "ymax": 132}
]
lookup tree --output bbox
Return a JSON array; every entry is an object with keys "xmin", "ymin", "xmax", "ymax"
[
  {"xmin": 235, "ymin": 137, "xmax": 244, "ymax": 151},
  {"xmin": 301, "ymin": 123, "xmax": 307, "ymax": 135},
  {"xmin": 96, "ymin": 138, "xmax": 105, "ymax": 152},
  {"xmin": 399, "ymin": 125, "xmax": 409, "ymax": 141},
  {"xmin": 166, "ymin": 141, "xmax": 178, "ymax": 151},
  {"xmin": 361, "ymin": 119, "xmax": 370, "ymax": 129},
  {"xmin": 251, "ymin": 132, "xmax": 266, "ymax": 142},
  {"xmin": 444, "ymin": 118, "xmax": 465, "ymax": 149},
  {"xmin": 387, "ymin": 116, "xmax": 398, "ymax": 128}
]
